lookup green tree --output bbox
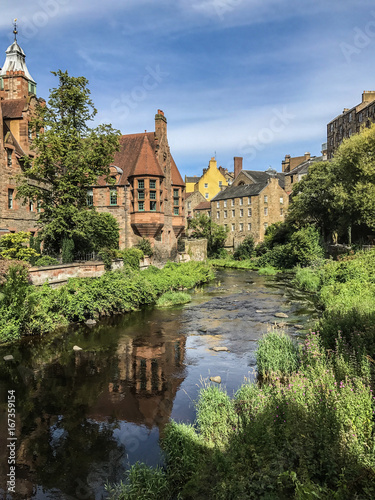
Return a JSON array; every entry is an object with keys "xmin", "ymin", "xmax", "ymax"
[
  {"xmin": 17, "ymin": 70, "xmax": 120, "ymax": 253},
  {"xmin": 188, "ymin": 213, "xmax": 228, "ymax": 257},
  {"xmin": 0, "ymin": 232, "xmax": 40, "ymax": 262}
]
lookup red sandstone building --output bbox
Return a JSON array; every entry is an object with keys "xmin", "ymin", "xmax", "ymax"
[
  {"xmin": 0, "ymin": 29, "xmax": 185, "ymax": 259},
  {"xmin": 92, "ymin": 110, "xmax": 186, "ymax": 259}
]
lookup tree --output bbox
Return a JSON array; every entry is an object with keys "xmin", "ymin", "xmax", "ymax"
[
  {"xmin": 17, "ymin": 70, "xmax": 120, "ymax": 253},
  {"xmin": 188, "ymin": 213, "xmax": 229, "ymax": 257}
]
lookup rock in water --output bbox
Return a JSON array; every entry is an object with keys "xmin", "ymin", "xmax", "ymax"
[
  {"xmin": 3, "ymin": 355, "xmax": 14, "ymax": 361},
  {"xmin": 210, "ymin": 376, "xmax": 221, "ymax": 384},
  {"xmin": 212, "ymin": 346, "xmax": 229, "ymax": 352},
  {"xmin": 274, "ymin": 312, "xmax": 289, "ymax": 318},
  {"xmin": 73, "ymin": 345, "xmax": 82, "ymax": 352},
  {"xmin": 85, "ymin": 319, "xmax": 97, "ymax": 326}
]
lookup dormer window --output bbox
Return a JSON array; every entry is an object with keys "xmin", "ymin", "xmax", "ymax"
[{"xmin": 28, "ymin": 81, "xmax": 36, "ymax": 95}]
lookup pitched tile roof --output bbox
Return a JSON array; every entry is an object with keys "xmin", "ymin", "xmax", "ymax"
[
  {"xmin": 171, "ymin": 156, "xmax": 184, "ymax": 186},
  {"xmin": 1, "ymin": 98, "xmax": 26, "ymax": 119},
  {"xmin": 185, "ymin": 176, "xmax": 200, "ymax": 183},
  {"xmin": 241, "ymin": 169, "xmax": 285, "ymax": 189},
  {"xmin": 212, "ymin": 183, "xmax": 267, "ymax": 201},
  {"xmin": 194, "ymin": 201, "xmax": 211, "ymax": 210},
  {"xmin": 284, "ymin": 156, "xmax": 324, "ymax": 177}
]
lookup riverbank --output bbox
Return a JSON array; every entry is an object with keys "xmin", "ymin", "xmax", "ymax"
[
  {"xmin": 0, "ymin": 261, "xmax": 214, "ymax": 344},
  {"xmin": 106, "ymin": 250, "xmax": 375, "ymax": 499}
]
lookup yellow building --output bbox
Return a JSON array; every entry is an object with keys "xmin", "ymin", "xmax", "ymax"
[{"xmin": 185, "ymin": 157, "xmax": 229, "ymax": 201}]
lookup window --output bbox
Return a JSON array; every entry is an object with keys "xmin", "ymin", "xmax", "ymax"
[
  {"xmin": 280, "ymin": 197, "xmax": 284, "ymax": 204},
  {"xmin": 204, "ymin": 183, "xmax": 208, "ymax": 189},
  {"xmin": 217, "ymin": 201, "xmax": 220, "ymax": 208},
  {"xmin": 8, "ymin": 189, "xmax": 14, "ymax": 209},
  {"xmin": 248, "ymin": 208, "xmax": 252, "ymax": 217},
  {"xmin": 224, "ymin": 224, "xmax": 228, "ymax": 230},
  {"xmin": 150, "ymin": 201, "xmax": 156, "ymax": 211},
  {"xmin": 138, "ymin": 201, "xmax": 144, "ymax": 211},
  {"xmin": 110, "ymin": 187, "xmax": 117, "ymax": 205},
  {"xmin": 290, "ymin": 176, "xmax": 294, "ymax": 184},
  {"xmin": 0, "ymin": 77, "xmax": 3, "ymax": 90},
  {"xmin": 330, "ymin": 123, "xmax": 334, "ymax": 132},
  {"xmin": 150, "ymin": 179, "xmax": 156, "ymax": 189},
  {"xmin": 7, "ymin": 149, "xmax": 12, "ymax": 166},
  {"xmin": 264, "ymin": 223, "xmax": 268, "ymax": 231},
  {"xmin": 29, "ymin": 200, "xmax": 34, "ymax": 212},
  {"xmin": 28, "ymin": 126, "xmax": 32, "ymax": 140},
  {"xmin": 217, "ymin": 211, "xmax": 220, "ymax": 219},
  {"xmin": 138, "ymin": 179, "xmax": 144, "ymax": 189},
  {"xmin": 138, "ymin": 190, "xmax": 145, "ymax": 199},
  {"xmin": 188, "ymin": 201, "xmax": 191, "ymax": 209},
  {"xmin": 174, "ymin": 207, "xmax": 179, "ymax": 215},
  {"xmin": 248, "ymin": 223, "xmax": 251, "ymax": 231},
  {"xmin": 87, "ymin": 189, "xmax": 93, "ymax": 206},
  {"xmin": 359, "ymin": 112, "xmax": 363, "ymax": 123},
  {"xmin": 224, "ymin": 200, "xmax": 227, "ymax": 207},
  {"xmin": 224, "ymin": 210, "xmax": 227, "ymax": 219},
  {"xmin": 231, "ymin": 199, "xmax": 235, "ymax": 206},
  {"xmin": 240, "ymin": 209, "xmax": 243, "ymax": 217},
  {"xmin": 264, "ymin": 195, "xmax": 268, "ymax": 203},
  {"xmin": 349, "ymin": 113, "xmax": 352, "ymax": 122},
  {"xmin": 264, "ymin": 207, "xmax": 268, "ymax": 216},
  {"xmin": 149, "ymin": 190, "xmax": 156, "ymax": 201},
  {"xmin": 205, "ymin": 193, "xmax": 209, "ymax": 199},
  {"xmin": 349, "ymin": 129, "xmax": 352, "ymax": 137},
  {"xmin": 231, "ymin": 223, "xmax": 235, "ymax": 232},
  {"xmin": 239, "ymin": 198, "xmax": 243, "ymax": 206},
  {"xmin": 248, "ymin": 196, "xmax": 251, "ymax": 205},
  {"xmin": 28, "ymin": 81, "xmax": 36, "ymax": 95},
  {"xmin": 37, "ymin": 200, "xmax": 42, "ymax": 213},
  {"xmin": 219, "ymin": 181, "xmax": 222, "ymax": 187},
  {"xmin": 239, "ymin": 223, "xmax": 243, "ymax": 232},
  {"xmin": 280, "ymin": 208, "xmax": 284, "ymax": 215},
  {"xmin": 232, "ymin": 209, "xmax": 235, "ymax": 217}
]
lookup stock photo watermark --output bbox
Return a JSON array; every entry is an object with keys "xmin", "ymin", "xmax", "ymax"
[
  {"xmin": 340, "ymin": 11, "xmax": 375, "ymax": 63},
  {"xmin": 9, "ymin": 0, "xmax": 70, "ymax": 41},
  {"xmin": 213, "ymin": 0, "xmax": 243, "ymax": 21},
  {"xmin": 7, "ymin": 390, "xmax": 16, "ymax": 495},
  {"xmin": 238, "ymin": 106, "xmax": 295, "ymax": 162},
  {"xmin": 111, "ymin": 65, "xmax": 169, "ymax": 118}
]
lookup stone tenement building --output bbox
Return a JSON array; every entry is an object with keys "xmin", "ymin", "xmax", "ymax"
[
  {"xmin": 92, "ymin": 110, "xmax": 186, "ymax": 259},
  {"xmin": 327, "ymin": 91, "xmax": 375, "ymax": 158},
  {"xmin": 185, "ymin": 190, "xmax": 206, "ymax": 221},
  {"xmin": 0, "ymin": 28, "xmax": 40, "ymax": 235},
  {"xmin": 211, "ymin": 157, "xmax": 288, "ymax": 247},
  {"xmin": 282, "ymin": 152, "xmax": 325, "ymax": 195}
]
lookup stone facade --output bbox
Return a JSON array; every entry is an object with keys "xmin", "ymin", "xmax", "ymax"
[
  {"xmin": 282, "ymin": 152, "xmax": 325, "ymax": 194},
  {"xmin": 185, "ymin": 190, "xmax": 206, "ymax": 221},
  {"xmin": 92, "ymin": 110, "xmax": 186, "ymax": 259},
  {"xmin": 327, "ymin": 91, "xmax": 375, "ymax": 159},
  {"xmin": 211, "ymin": 159, "xmax": 288, "ymax": 247},
  {"xmin": 0, "ymin": 34, "xmax": 41, "ymax": 235}
]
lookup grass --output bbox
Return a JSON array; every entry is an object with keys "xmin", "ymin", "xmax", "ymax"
[
  {"xmin": 256, "ymin": 329, "xmax": 299, "ymax": 378},
  {"xmin": 156, "ymin": 291, "xmax": 191, "ymax": 307},
  {"xmin": 257, "ymin": 265, "xmax": 279, "ymax": 275}
]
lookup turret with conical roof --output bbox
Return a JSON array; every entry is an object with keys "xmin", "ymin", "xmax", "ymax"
[{"xmin": 0, "ymin": 20, "xmax": 37, "ymax": 99}]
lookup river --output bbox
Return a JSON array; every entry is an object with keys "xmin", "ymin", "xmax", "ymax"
[{"xmin": 0, "ymin": 269, "xmax": 317, "ymax": 500}]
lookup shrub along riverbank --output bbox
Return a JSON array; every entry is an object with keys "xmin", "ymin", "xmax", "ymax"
[
  {"xmin": 0, "ymin": 260, "xmax": 214, "ymax": 344},
  {"xmin": 106, "ymin": 249, "xmax": 375, "ymax": 499}
]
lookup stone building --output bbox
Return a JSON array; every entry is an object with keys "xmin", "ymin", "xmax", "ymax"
[
  {"xmin": 282, "ymin": 152, "xmax": 325, "ymax": 194},
  {"xmin": 0, "ymin": 27, "xmax": 40, "ymax": 235},
  {"xmin": 185, "ymin": 190, "xmax": 206, "ymax": 221},
  {"xmin": 193, "ymin": 200, "xmax": 211, "ymax": 217},
  {"xmin": 92, "ymin": 110, "xmax": 186, "ymax": 259},
  {"xmin": 185, "ymin": 157, "xmax": 230, "ymax": 200},
  {"xmin": 211, "ymin": 157, "xmax": 288, "ymax": 247},
  {"xmin": 327, "ymin": 91, "xmax": 375, "ymax": 158}
]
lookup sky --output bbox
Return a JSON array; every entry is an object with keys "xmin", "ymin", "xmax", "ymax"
[{"xmin": 1, "ymin": 0, "xmax": 375, "ymax": 177}]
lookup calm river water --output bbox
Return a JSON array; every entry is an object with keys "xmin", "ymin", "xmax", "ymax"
[{"xmin": 0, "ymin": 269, "xmax": 317, "ymax": 500}]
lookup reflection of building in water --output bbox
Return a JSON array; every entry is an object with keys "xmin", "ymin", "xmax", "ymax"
[{"xmin": 97, "ymin": 330, "xmax": 186, "ymax": 429}]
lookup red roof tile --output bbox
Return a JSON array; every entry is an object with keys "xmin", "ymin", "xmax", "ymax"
[
  {"xmin": 194, "ymin": 201, "xmax": 211, "ymax": 210},
  {"xmin": 1, "ymin": 98, "xmax": 26, "ymax": 119},
  {"xmin": 171, "ymin": 156, "xmax": 184, "ymax": 186}
]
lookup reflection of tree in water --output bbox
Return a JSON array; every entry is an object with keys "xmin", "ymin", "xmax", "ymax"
[{"xmin": 0, "ymin": 311, "xmax": 187, "ymax": 498}]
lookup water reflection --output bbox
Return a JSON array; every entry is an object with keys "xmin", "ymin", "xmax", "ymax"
[{"xmin": 0, "ymin": 312, "xmax": 187, "ymax": 499}]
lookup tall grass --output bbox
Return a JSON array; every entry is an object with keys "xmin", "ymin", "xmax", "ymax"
[{"xmin": 256, "ymin": 330, "xmax": 299, "ymax": 377}]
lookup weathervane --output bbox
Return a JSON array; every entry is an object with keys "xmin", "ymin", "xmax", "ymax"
[{"xmin": 13, "ymin": 18, "xmax": 18, "ymax": 41}]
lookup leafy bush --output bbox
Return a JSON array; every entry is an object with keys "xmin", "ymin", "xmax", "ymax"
[
  {"xmin": 0, "ymin": 231, "xmax": 40, "ymax": 262},
  {"xmin": 98, "ymin": 247, "xmax": 116, "ymax": 271},
  {"xmin": 135, "ymin": 238, "xmax": 153, "ymax": 257},
  {"xmin": 233, "ymin": 235, "xmax": 255, "ymax": 260},
  {"xmin": 121, "ymin": 248, "xmax": 144, "ymax": 270},
  {"xmin": 34, "ymin": 256, "xmax": 59, "ymax": 267}
]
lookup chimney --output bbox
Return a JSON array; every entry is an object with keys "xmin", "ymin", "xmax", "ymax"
[
  {"xmin": 234, "ymin": 156, "xmax": 243, "ymax": 179},
  {"xmin": 304, "ymin": 152, "xmax": 310, "ymax": 160},
  {"xmin": 155, "ymin": 109, "xmax": 167, "ymax": 140},
  {"xmin": 362, "ymin": 91, "xmax": 375, "ymax": 103}
]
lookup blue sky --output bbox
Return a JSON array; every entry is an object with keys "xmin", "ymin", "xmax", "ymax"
[{"xmin": 1, "ymin": 0, "xmax": 375, "ymax": 177}]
